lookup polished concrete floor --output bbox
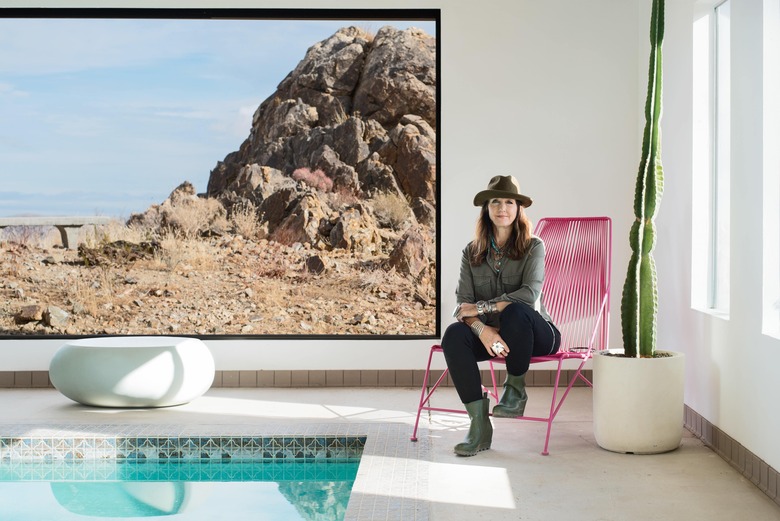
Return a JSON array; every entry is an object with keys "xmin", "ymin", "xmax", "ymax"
[{"xmin": 1, "ymin": 386, "xmax": 779, "ymax": 521}]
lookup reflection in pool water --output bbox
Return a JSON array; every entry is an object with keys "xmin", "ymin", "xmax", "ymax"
[
  {"xmin": 0, "ymin": 460, "xmax": 359, "ymax": 520},
  {"xmin": 51, "ymin": 481, "xmax": 210, "ymax": 517}
]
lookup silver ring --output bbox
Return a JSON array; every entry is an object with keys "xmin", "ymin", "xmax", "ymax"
[
  {"xmin": 452, "ymin": 304, "xmax": 462, "ymax": 318},
  {"xmin": 492, "ymin": 341, "xmax": 505, "ymax": 354}
]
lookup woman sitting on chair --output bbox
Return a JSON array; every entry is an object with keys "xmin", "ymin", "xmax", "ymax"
[{"xmin": 444, "ymin": 175, "xmax": 561, "ymax": 456}]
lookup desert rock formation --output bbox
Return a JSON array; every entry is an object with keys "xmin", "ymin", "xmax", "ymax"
[{"xmin": 0, "ymin": 25, "xmax": 438, "ymax": 337}]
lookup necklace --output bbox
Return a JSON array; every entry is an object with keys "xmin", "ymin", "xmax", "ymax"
[{"xmin": 489, "ymin": 235, "xmax": 508, "ymax": 272}]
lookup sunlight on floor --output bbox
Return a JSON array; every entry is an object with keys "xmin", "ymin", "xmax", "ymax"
[
  {"xmin": 353, "ymin": 455, "xmax": 515, "ymax": 509},
  {"xmin": 427, "ymin": 461, "xmax": 515, "ymax": 508}
]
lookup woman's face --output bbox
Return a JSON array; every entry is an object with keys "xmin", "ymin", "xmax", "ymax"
[{"xmin": 487, "ymin": 198, "xmax": 519, "ymax": 229}]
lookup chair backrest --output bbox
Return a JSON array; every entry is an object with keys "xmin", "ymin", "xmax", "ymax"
[{"xmin": 534, "ymin": 217, "xmax": 612, "ymax": 353}]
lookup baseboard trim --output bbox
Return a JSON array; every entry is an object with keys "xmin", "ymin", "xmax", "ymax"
[
  {"xmin": 0, "ymin": 369, "xmax": 592, "ymax": 389},
  {"xmin": 685, "ymin": 404, "xmax": 779, "ymax": 507},
  {"xmin": 209, "ymin": 368, "xmax": 593, "ymax": 388}
]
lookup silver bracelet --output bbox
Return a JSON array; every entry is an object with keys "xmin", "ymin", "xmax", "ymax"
[
  {"xmin": 470, "ymin": 320, "xmax": 485, "ymax": 338},
  {"xmin": 477, "ymin": 300, "xmax": 499, "ymax": 315}
]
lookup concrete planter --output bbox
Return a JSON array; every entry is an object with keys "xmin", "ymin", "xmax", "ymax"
[{"xmin": 593, "ymin": 349, "xmax": 685, "ymax": 454}]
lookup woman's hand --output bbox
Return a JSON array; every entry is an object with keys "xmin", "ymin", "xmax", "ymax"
[
  {"xmin": 455, "ymin": 303, "xmax": 478, "ymax": 321},
  {"xmin": 480, "ymin": 325, "xmax": 509, "ymax": 358}
]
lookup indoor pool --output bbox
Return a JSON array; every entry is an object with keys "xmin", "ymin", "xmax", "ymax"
[{"xmin": 0, "ymin": 435, "xmax": 364, "ymax": 521}]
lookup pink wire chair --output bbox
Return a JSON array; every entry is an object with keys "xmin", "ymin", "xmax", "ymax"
[{"xmin": 411, "ymin": 216, "xmax": 612, "ymax": 455}]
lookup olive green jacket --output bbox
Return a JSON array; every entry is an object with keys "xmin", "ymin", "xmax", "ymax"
[{"xmin": 455, "ymin": 236, "xmax": 553, "ymax": 328}]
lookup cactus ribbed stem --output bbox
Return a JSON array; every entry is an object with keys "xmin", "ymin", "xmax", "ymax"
[{"xmin": 621, "ymin": 0, "xmax": 664, "ymax": 358}]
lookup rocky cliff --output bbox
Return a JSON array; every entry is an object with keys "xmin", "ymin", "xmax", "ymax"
[
  {"xmin": 205, "ymin": 25, "xmax": 436, "ymax": 272},
  {"xmin": 208, "ymin": 26, "xmax": 435, "ymax": 200}
]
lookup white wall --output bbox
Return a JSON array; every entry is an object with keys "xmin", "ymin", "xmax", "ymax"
[{"xmin": 0, "ymin": 0, "xmax": 642, "ymax": 372}]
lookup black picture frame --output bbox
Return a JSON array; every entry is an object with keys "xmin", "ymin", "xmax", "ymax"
[{"xmin": 0, "ymin": 7, "xmax": 441, "ymax": 341}]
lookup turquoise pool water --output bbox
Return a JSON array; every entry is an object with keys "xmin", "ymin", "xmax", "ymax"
[
  {"xmin": 0, "ymin": 459, "xmax": 360, "ymax": 520},
  {"xmin": 0, "ymin": 435, "xmax": 365, "ymax": 521}
]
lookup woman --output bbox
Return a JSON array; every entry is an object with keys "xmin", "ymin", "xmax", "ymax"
[{"xmin": 443, "ymin": 175, "xmax": 561, "ymax": 456}]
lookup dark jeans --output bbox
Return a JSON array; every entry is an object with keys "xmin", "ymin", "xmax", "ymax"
[{"xmin": 441, "ymin": 302, "xmax": 561, "ymax": 404}]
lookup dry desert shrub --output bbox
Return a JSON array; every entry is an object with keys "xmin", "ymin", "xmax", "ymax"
[
  {"xmin": 231, "ymin": 201, "xmax": 261, "ymax": 239},
  {"xmin": 147, "ymin": 235, "xmax": 216, "ymax": 272},
  {"xmin": 0, "ymin": 247, "xmax": 23, "ymax": 279},
  {"xmin": 356, "ymin": 263, "xmax": 415, "ymax": 295},
  {"xmin": 292, "ymin": 167, "xmax": 333, "ymax": 192},
  {"xmin": 0, "ymin": 225, "xmax": 56, "ymax": 248},
  {"xmin": 71, "ymin": 267, "xmax": 119, "ymax": 317},
  {"xmin": 165, "ymin": 198, "xmax": 227, "ymax": 239},
  {"xmin": 247, "ymin": 278, "xmax": 290, "ymax": 311},
  {"xmin": 371, "ymin": 192, "xmax": 411, "ymax": 230},
  {"xmin": 83, "ymin": 225, "xmax": 111, "ymax": 248},
  {"xmin": 123, "ymin": 222, "xmax": 158, "ymax": 243},
  {"xmin": 356, "ymin": 25, "xmax": 376, "ymax": 42},
  {"xmin": 83, "ymin": 219, "xmax": 140, "ymax": 248},
  {"xmin": 71, "ymin": 278, "xmax": 101, "ymax": 317}
]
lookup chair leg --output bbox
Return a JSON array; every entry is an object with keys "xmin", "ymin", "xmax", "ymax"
[
  {"xmin": 411, "ymin": 346, "xmax": 448, "ymax": 442},
  {"xmin": 541, "ymin": 364, "xmax": 565, "ymax": 456},
  {"xmin": 487, "ymin": 361, "xmax": 500, "ymax": 402},
  {"xmin": 540, "ymin": 358, "xmax": 591, "ymax": 455}
]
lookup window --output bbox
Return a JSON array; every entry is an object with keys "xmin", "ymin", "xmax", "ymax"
[
  {"xmin": 691, "ymin": 0, "xmax": 731, "ymax": 316},
  {"xmin": 763, "ymin": 0, "xmax": 780, "ymax": 338}
]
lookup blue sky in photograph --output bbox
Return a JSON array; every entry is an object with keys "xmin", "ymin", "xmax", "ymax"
[{"xmin": 0, "ymin": 16, "xmax": 436, "ymax": 218}]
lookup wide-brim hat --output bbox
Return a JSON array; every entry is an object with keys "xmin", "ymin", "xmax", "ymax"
[{"xmin": 473, "ymin": 175, "xmax": 533, "ymax": 207}]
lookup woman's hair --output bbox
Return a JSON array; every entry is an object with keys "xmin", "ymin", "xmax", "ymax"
[{"xmin": 469, "ymin": 201, "xmax": 533, "ymax": 265}]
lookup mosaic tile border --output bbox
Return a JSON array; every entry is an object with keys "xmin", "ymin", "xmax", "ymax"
[
  {"xmin": 0, "ymin": 423, "xmax": 430, "ymax": 521},
  {"xmin": 0, "ymin": 459, "xmax": 360, "ymax": 482},
  {"xmin": 0, "ymin": 434, "xmax": 365, "ymax": 462}
]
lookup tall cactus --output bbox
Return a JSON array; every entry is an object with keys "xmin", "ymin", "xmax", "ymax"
[{"xmin": 621, "ymin": 0, "xmax": 665, "ymax": 358}]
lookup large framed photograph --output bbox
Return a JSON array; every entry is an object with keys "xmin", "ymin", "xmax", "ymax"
[{"xmin": 0, "ymin": 8, "xmax": 439, "ymax": 339}]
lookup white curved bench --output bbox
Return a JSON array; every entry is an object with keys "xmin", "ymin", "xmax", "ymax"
[{"xmin": 49, "ymin": 337, "xmax": 215, "ymax": 408}]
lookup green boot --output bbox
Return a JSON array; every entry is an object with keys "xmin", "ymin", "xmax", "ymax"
[
  {"xmin": 492, "ymin": 373, "xmax": 528, "ymax": 418},
  {"xmin": 454, "ymin": 393, "xmax": 493, "ymax": 456}
]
